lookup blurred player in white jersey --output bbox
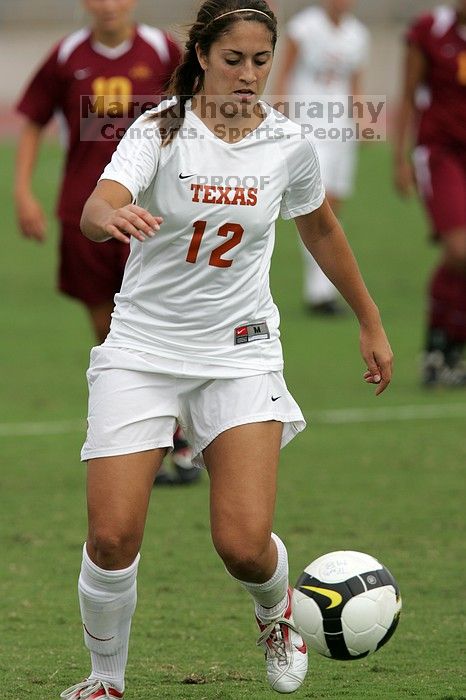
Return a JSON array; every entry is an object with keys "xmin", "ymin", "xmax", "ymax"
[
  {"xmin": 275, "ymin": 0, "xmax": 369, "ymax": 315},
  {"xmin": 58, "ymin": 2, "xmax": 392, "ymax": 698}
]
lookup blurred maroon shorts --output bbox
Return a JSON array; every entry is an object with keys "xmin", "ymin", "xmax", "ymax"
[
  {"xmin": 59, "ymin": 222, "xmax": 129, "ymax": 307},
  {"xmin": 413, "ymin": 144, "xmax": 466, "ymax": 238}
]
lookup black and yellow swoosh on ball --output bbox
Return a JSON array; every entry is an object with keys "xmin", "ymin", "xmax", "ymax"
[{"xmin": 299, "ymin": 585, "xmax": 343, "ymax": 609}]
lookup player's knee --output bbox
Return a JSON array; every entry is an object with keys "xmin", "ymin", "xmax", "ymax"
[
  {"xmin": 214, "ymin": 535, "xmax": 270, "ymax": 580},
  {"xmin": 87, "ymin": 527, "xmax": 140, "ymax": 569}
]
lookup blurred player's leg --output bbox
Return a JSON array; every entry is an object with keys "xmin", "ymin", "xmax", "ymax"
[
  {"xmin": 414, "ymin": 147, "xmax": 466, "ymax": 386},
  {"xmin": 425, "ymin": 233, "xmax": 466, "ymax": 386},
  {"xmin": 87, "ymin": 301, "xmax": 115, "ymax": 344}
]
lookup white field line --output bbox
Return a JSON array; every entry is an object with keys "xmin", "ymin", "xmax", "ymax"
[
  {"xmin": 0, "ymin": 403, "xmax": 465, "ymax": 438},
  {"xmin": 310, "ymin": 403, "xmax": 466, "ymax": 424},
  {"xmin": 0, "ymin": 419, "xmax": 86, "ymax": 437}
]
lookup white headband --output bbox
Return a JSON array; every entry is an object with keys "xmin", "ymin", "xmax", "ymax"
[{"xmin": 212, "ymin": 8, "xmax": 273, "ymax": 23}]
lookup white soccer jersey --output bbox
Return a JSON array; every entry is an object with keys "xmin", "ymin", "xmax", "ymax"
[
  {"xmin": 100, "ymin": 102, "xmax": 325, "ymax": 377},
  {"xmin": 286, "ymin": 6, "xmax": 369, "ymax": 97}
]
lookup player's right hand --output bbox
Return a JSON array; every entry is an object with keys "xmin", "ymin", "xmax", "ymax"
[
  {"xmin": 104, "ymin": 204, "xmax": 163, "ymax": 243},
  {"xmin": 394, "ymin": 160, "xmax": 415, "ymax": 198},
  {"xmin": 16, "ymin": 193, "xmax": 47, "ymax": 242}
]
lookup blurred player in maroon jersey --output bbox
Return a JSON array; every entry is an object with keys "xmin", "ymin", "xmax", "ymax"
[
  {"xmin": 15, "ymin": 0, "xmax": 180, "ymax": 340},
  {"xmin": 394, "ymin": 2, "xmax": 466, "ymax": 386},
  {"xmin": 15, "ymin": 0, "xmax": 198, "ymax": 482}
]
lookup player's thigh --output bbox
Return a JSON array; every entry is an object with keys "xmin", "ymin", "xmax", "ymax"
[
  {"xmin": 86, "ymin": 449, "xmax": 165, "ymax": 567},
  {"xmin": 204, "ymin": 421, "xmax": 283, "ymax": 551},
  {"xmin": 87, "ymin": 300, "xmax": 115, "ymax": 344},
  {"xmin": 413, "ymin": 146, "xmax": 466, "ymax": 237}
]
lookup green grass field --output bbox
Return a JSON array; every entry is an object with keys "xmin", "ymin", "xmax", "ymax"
[{"xmin": 0, "ymin": 140, "xmax": 465, "ymax": 700}]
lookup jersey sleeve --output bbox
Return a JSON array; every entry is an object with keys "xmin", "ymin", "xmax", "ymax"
[
  {"xmin": 16, "ymin": 45, "xmax": 62, "ymax": 126},
  {"xmin": 99, "ymin": 113, "xmax": 161, "ymax": 201},
  {"xmin": 280, "ymin": 135, "xmax": 325, "ymax": 220}
]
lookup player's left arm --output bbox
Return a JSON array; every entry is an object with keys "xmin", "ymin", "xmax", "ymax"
[{"xmin": 295, "ymin": 199, "xmax": 393, "ymax": 395}]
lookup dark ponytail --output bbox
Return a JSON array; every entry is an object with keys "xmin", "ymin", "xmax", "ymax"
[{"xmin": 154, "ymin": 0, "xmax": 277, "ymax": 146}]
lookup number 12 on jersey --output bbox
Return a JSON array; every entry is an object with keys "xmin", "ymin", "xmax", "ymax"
[{"xmin": 186, "ymin": 221, "xmax": 244, "ymax": 268}]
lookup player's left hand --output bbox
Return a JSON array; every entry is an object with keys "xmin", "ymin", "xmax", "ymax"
[{"xmin": 359, "ymin": 324, "xmax": 393, "ymax": 396}]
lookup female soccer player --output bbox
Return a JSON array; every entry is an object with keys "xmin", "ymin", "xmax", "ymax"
[
  {"xmin": 394, "ymin": 2, "xmax": 466, "ymax": 386},
  {"xmin": 60, "ymin": 1, "xmax": 393, "ymax": 698},
  {"xmin": 274, "ymin": 0, "xmax": 369, "ymax": 315}
]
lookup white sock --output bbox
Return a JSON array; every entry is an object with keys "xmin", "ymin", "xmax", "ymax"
[
  {"xmin": 78, "ymin": 543, "xmax": 140, "ymax": 692},
  {"xmin": 230, "ymin": 533, "xmax": 289, "ymax": 623}
]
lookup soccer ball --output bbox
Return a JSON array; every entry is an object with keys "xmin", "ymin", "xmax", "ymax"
[{"xmin": 292, "ymin": 550, "xmax": 401, "ymax": 660}]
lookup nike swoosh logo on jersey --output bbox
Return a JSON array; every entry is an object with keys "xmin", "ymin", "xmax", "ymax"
[
  {"xmin": 179, "ymin": 173, "xmax": 196, "ymax": 179},
  {"xmin": 300, "ymin": 585, "xmax": 343, "ymax": 609},
  {"xmin": 74, "ymin": 68, "xmax": 92, "ymax": 80},
  {"xmin": 271, "ymin": 396, "xmax": 282, "ymax": 402}
]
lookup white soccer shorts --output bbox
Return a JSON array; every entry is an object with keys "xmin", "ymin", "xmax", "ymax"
[{"xmin": 81, "ymin": 346, "xmax": 306, "ymax": 468}]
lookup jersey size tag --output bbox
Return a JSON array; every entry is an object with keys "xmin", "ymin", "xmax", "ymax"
[{"xmin": 234, "ymin": 321, "xmax": 270, "ymax": 345}]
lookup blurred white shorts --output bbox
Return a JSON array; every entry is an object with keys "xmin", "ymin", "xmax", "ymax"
[
  {"xmin": 314, "ymin": 139, "xmax": 358, "ymax": 199},
  {"xmin": 81, "ymin": 346, "xmax": 306, "ymax": 468}
]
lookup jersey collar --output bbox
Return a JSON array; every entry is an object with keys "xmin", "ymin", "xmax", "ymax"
[{"xmin": 91, "ymin": 28, "xmax": 136, "ymax": 60}]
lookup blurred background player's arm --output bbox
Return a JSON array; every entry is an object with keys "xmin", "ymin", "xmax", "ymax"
[
  {"xmin": 393, "ymin": 44, "xmax": 427, "ymax": 197},
  {"xmin": 14, "ymin": 119, "xmax": 47, "ymax": 242},
  {"xmin": 273, "ymin": 35, "xmax": 299, "ymax": 101},
  {"xmin": 14, "ymin": 43, "xmax": 61, "ymax": 243}
]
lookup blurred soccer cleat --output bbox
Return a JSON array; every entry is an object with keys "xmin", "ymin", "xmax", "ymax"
[
  {"xmin": 154, "ymin": 426, "xmax": 201, "ymax": 486},
  {"xmin": 422, "ymin": 350, "xmax": 466, "ymax": 387},
  {"xmin": 308, "ymin": 300, "xmax": 347, "ymax": 317}
]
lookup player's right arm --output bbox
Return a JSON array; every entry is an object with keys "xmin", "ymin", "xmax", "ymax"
[
  {"xmin": 81, "ymin": 180, "xmax": 163, "ymax": 244},
  {"xmin": 14, "ymin": 120, "xmax": 47, "ymax": 242},
  {"xmin": 82, "ymin": 110, "xmax": 163, "ymax": 243},
  {"xmin": 393, "ymin": 43, "xmax": 427, "ymax": 197}
]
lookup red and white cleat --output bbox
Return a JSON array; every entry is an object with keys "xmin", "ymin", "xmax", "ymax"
[
  {"xmin": 256, "ymin": 588, "xmax": 308, "ymax": 693},
  {"xmin": 60, "ymin": 679, "xmax": 123, "ymax": 699}
]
